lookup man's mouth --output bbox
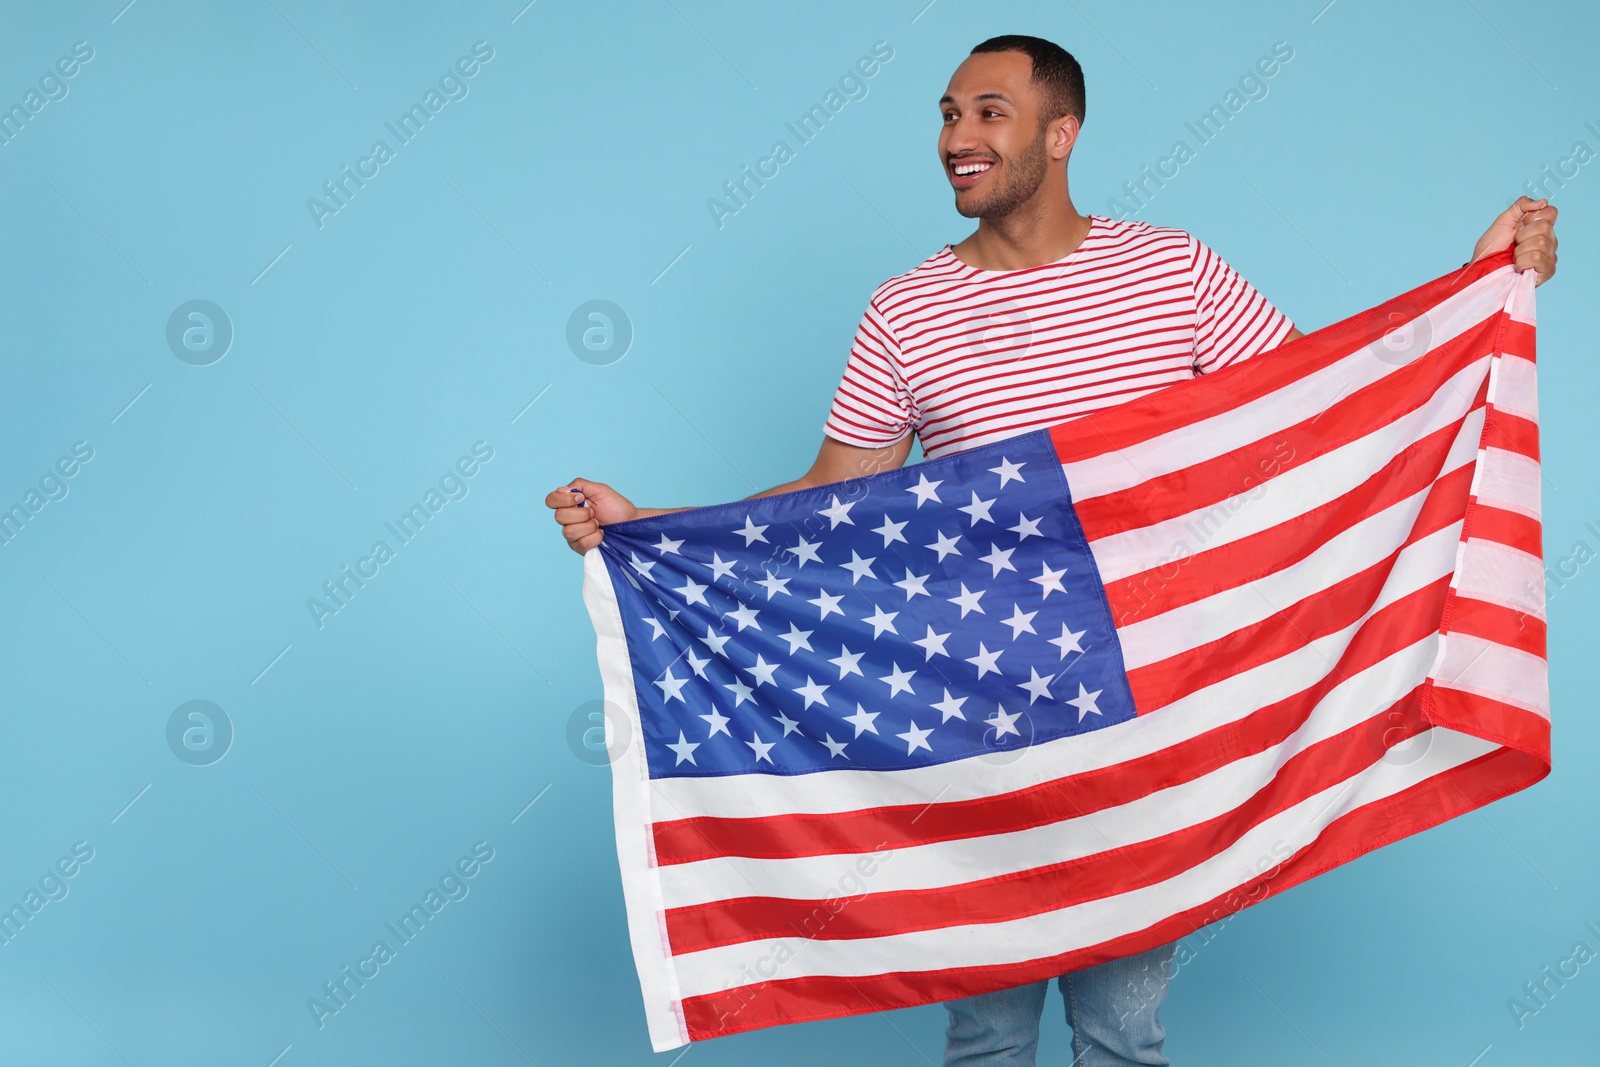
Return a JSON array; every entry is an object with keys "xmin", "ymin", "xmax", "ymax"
[{"xmin": 949, "ymin": 158, "xmax": 994, "ymax": 190}]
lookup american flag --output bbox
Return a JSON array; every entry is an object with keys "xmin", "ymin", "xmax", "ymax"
[{"xmin": 580, "ymin": 250, "xmax": 1549, "ymax": 1051}]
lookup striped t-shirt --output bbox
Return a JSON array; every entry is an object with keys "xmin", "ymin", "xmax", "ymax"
[{"xmin": 822, "ymin": 215, "xmax": 1296, "ymax": 459}]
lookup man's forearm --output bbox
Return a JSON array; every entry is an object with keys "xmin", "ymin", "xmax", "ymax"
[{"xmin": 631, "ymin": 477, "xmax": 814, "ymax": 521}]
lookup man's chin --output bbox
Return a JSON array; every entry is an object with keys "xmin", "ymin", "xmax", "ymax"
[{"xmin": 953, "ymin": 195, "xmax": 986, "ymax": 219}]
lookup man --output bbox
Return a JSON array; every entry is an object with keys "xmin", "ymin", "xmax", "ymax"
[{"xmin": 549, "ymin": 33, "xmax": 1558, "ymax": 1067}]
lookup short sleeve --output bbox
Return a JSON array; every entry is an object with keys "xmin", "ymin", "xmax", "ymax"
[
  {"xmin": 1188, "ymin": 234, "xmax": 1296, "ymax": 374},
  {"xmin": 822, "ymin": 299, "xmax": 918, "ymax": 448}
]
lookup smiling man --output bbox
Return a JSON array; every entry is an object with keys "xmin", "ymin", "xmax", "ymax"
[{"xmin": 549, "ymin": 33, "xmax": 1558, "ymax": 1066}]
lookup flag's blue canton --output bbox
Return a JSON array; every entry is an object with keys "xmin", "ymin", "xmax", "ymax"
[{"xmin": 597, "ymin": 429, "xmax": 1137, "ymax": 779}]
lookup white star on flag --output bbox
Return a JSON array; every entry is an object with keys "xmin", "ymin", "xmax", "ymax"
[
  {"xmin": 724, "ymin": 603, "xmax": 761, "ymax": 630},
  {"xmin": 896, "ymin": 720, "xmax": 934, "ymax": 755},
  {"xmin": 666, "ymin": 731, "xmax": 700, "ymax": 765},
  {"xmin": 653, "ymin": 669, "xmax": 689, "ymax": 703},
  {"xmin": 1017, "ymin": 667, "xmax": 1057, "ymax": 705},
  {"xmin": 1067, "ymin": 683, "xmax": 1104, "ymax": 721},
  {"xmin": 926, "ymin": 530, "xmax": 963, "ymax": 561},
  {"xmin": 873, "ymin": 515, "xmax": 909, "ymax": 546},
  {"xmin": 840, "ymin": 550, "xmax": 878, "ymax": 584},
  {"xmin": 829, "ymin": 645, "xmax": 865, "ymax": 679},
  {"xmin": 755, "ymin": 572, "xmax": 791, "ymax": 599},
  {"xmin": 817, "ymin": 495, "xmax": 857, "ymax": 528},
  {"xmin": 931, "ymin": 689, "xmax": 968, "ymax": 721},
  {"xmin": 746, "ymin": 655, "xmax": 779, "ymax": 687},
  {"xmin": 674, "ymin": 577, "xmax": 709, "ymax": 606},
  {"xmin": 779, "ymin": 623, "xmax": 814, "ymax": 654},
  {"xmin": 862, "ymin": 604, "xmax": 900, "ymax": 637},
  {"xmin": 958, "ymin": 491, "xmax": 997, "ymax": 526},
  {"xmin": 809, "ymin": 589, "xmax": 845, "ymax": 619},
  {"xmin": 843, "ymin": 703, "xmax": 880, "ymax": 736},
  {"xmin": 1008, "ymin": 512, "xmax": 1044, "ymax": 540},
  {"xmin": 1048, "ymin": 624, "xmax": 1088, "ymax": 659},
  {"xmin": 787, "ymin": 536, "xmax": 823, "ymax": 567},
  {"xmin": 905, "ymin": 474, "xmax": 942, "ymax": 506},
  {"xmin": 988, "ymin": 457, "xmax": 1026, "ymax": 486},
  {"xmin": 793, "ymin": 676, "xmax": 831, "ymax": 708},
  {"xmin": 879, "ymin": 662, "xmax": 917, "ymax": 697},
  {"xmin": 697, "ymin": 626, "xmax": 731, "ymax": 657},
  {"xmin": 732, "ymin": 516, "xmax": 768, "ymax": 544},
  {"xmin": 985, "ymin": 704, "xmax": 1023, "ymax": 739},
  {"xmin": 1031, "ymin": 561, "xmax": 1068, "ymax": 599},
  {"xmin": 965, "ymin": 642, "xmax": 1004, "ymax": 679},
  {"xmin": 894, "ymin": 569, "xmax": 932, "ymax": 600},
  {"xmin": 913, "ymin": 625, "xmax": 952, "ymax": 660},
  {"xmin": 745, "ymin": 733, "xmax": 776, "ymax": 763},
  {"xmin": 1002, "ymin": 603, "xmax": 1038, "ymax": 639},
  {"xmin": 979, "ymin": 543, "xmax": 1017, "ymax": 577},
  {"xmin": 948, "ymin": 583, "xmax": 987, "ymax": 617},
  {"xmin": 685, "ymin": 651, "xmax": 710, "ymax": 678}
]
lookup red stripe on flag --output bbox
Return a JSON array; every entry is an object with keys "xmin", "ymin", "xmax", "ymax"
[
  {"xmin": 1481, "ymin": 411, "xmax": 1539, "ymax": 463},
  {"xmin": 1425, "ymin": 686, "xmax": 1550, "ymax": 758},
  {"xmin": 1442, "ymin": 596, "xmax": 1546, "ymax": 659},
  {"xmin": 1464, "ymin": 503, "xmax": 1542, "ymax": 558},
  {"xmin": 1498, "ymin": 321, "xmax": 1535, "ymax": 361}
]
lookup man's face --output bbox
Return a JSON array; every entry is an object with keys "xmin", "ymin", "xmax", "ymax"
[{"xmin": 938, "ymin": 51, "xmax": 1055, "ymax": 220}]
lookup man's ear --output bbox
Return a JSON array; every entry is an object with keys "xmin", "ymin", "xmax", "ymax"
[{"xmin": 1048, "ymin": 114, "xmax": 1080, "ymax": 162}]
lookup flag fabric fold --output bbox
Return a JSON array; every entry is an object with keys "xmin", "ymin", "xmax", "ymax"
[{"xmin": 579, "ymin": 249, "xmax": 1548, "ymax": 1051}]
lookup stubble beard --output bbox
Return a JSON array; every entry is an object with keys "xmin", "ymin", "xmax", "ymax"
[{"xmin": 954, "ymin": 126, "xmax": 1051, "ymax": 221}]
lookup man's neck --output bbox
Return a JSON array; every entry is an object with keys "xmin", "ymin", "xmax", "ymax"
[{"xmin": 950, "ymin": 195, "xmax": 1093, "ymax": 272}]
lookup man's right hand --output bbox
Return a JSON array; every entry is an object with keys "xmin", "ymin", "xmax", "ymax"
[{"xmin": 547, "ymin": 478, "xmax": 637, "ymax": 554}]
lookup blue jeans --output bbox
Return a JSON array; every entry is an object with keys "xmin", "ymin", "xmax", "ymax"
[{"xmin": 942, "ymin": 941, "xmax": 1176, "ymax": 1066}]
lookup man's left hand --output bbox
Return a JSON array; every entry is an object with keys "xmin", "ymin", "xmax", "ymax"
[{"xmin": 1470, "ymin": 195, "xmax": 1559, "ymax": 285}]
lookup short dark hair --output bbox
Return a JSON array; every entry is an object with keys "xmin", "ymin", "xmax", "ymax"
[{"xmin": 969, "ymin": 35, "xmax": 1085, "ymax": 128}]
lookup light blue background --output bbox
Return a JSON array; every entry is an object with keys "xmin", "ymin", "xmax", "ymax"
[{"xmin": 1, "ymin": 1, "xmax": 1594, "ymax": 1064}]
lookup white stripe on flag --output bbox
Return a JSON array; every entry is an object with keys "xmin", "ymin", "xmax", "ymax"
[
  {"xmin": 1453, "ymin": 539, "xmax": 1545, "ymax": 621},
  {"xmin": 1434, "ymin": 631, "xmax": 1550, "ymax": 718},
  {"xmin": 582, "ymin": 547, "xmax": 689, "ymax": 1052},
  {"xmin": 1474, "ymin": 447, "xmax": 1541, "ymax": 518}
]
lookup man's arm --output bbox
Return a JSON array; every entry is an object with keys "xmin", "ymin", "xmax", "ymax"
[{"xmin": 547, "ymin": 433, "xmax": 915, "ymax": 555}]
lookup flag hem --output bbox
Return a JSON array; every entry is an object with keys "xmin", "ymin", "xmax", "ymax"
[{"xmin": 581, "ymin": 546, "xmax": 691, "ymax": 1052}]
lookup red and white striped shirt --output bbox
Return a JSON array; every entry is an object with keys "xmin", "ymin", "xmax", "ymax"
[{"xmin": 823, "ymin": 215, "xmax": 1296, "ymax": 459}]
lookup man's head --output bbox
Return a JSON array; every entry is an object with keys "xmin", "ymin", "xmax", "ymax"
[{"xmin": 939, "ymin": 35, "xmax": 1085, "ymax": 220}]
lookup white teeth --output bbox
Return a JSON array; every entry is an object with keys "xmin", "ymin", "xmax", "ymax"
[{"xmin": 954, "ymin": 162, "xmax": 992, "ymax": 176}]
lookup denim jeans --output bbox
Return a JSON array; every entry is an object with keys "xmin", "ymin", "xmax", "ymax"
[{"xmin": 941, "ymin": 941, "xmax": 1176, "ymax": 1067}]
